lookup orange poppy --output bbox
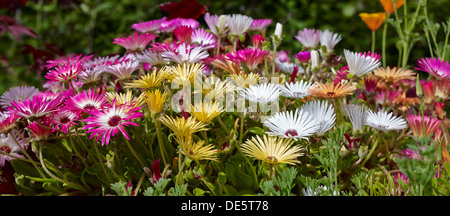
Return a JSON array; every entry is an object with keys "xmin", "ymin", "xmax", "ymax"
[
  {"xmin": 359, "ymin": 12, "xmax": 387, "ymax": 31},
  {"xmin": 379, "ymin": 0, "xmax": 404, "ymax": 14}
]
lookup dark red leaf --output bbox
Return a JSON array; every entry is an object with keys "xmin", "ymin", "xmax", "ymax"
[{"xmin": 159, "ymin": 0, "xmax": 207, "ymax": 20}]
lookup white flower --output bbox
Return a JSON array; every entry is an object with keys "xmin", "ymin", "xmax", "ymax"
[
  {"xmin": 278, "ymin": 80, "xmax": 312, "ymax": 99},
  {"xmin": 239, "ymin": 82, "xmax": 281, "ymax": 104},
  {"xmin": 275, "ymin": 59, "xmax": 303, "ymax": 74},
  {"xmin": 294, "ymin": 28, "xmax": 320, "ymax": 48},
  {"xmin": 0, "ymin": 86, "xmax": 40, "ymax": 108},
  {"xmin": 274, "ymin": 22, "xmax": 283, "ymax": 39},
  {"xmin": 366, "ymin": 109, "xmax": 407, "ymax": 131},
  {"xmin": 310, "ymin": 50, "xmax": 320, "ymax": 70},
  {"xmin": 226, "ymin": 14, "xmax": 254, "ymax": 36},
  {"xmin": 134, "ymin": 49, "xmax": 168, "ymax": 66},
  {"xmin": 78, "ymin": 64, "xmax": 108, "ymax": 84},
  {"xmin": 301, "ymin": 100, "xmax": 335, "ymax": 136},
  {"xmin": 162, "ymin": 43, "xmax": 209, "ymax": 64},
  {"xmin": 264, "ymin": 108, "xmax": 318, "ymax": 141},
  {"xmin": 0, "ymin": 132, "xmax": 25, "ymax": 167},
  {"xmin": 344, "ymin": 49, "xmax": 381, "ymax": 77},
  {"xmin": 319, "ymin": 29, "xmax": 342, "ymax": 52},
  {"xmin": 204, "ymin": 13, "xmax": 228, "ymax": 37},
  {"xmin": 105, "ymin": 60, "xmax": 139, "ymax": 80},
  {"xmin": 342, "ymin": 104, "xmax": 368, "ymax": 133}
]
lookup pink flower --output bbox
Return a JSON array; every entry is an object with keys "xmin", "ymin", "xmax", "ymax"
[
  {"xmin": 373, "ymin": 89, "xmax": 400, "ymax": 105},
  {"xmin": 406, "ymin": 114, "xmax": 441, "ymax": 138},
  {"xmin": 191, "ymin": 28, "xmax": 217, "ymax": 50},
  {"xmin": 226, "ymin": 48, "xmax": 269, "ymax": 71},
  {"xmin": 0, "ymin": 132, "xmax": 25, "ymax": 167},
  {"xmin": 27, "ymin": 119, "xmax": 53, "ymax": 141},
  {"xmin": 150, "ymin": 159, "xmax": 162, "ymax": 183},
  {"xmin": 252, "ymin": 34, "xmax": 265, "ymax": 49},
  {"xmin": 421, "ymin": 80, "xmax": 435, "ymax": 104},
  {"xmin": 113, "ymin": 31, "xmax": 156, "ymax": 52},
  {"xmin": 50, "ymin": 109, "xmax": 79, "ymax": 134},
  {"xmin": 45, "ymin": 54, "xmax": 93, "ymax": 69},
  {"xmin": 0, "ymin": 112, "xmax": 19, "ymax": 134},
  {"xmin": 249, "ymin": 19, "xmax": 272, "ymax": 31},
  {"xmin": 159, "ymin": 18, "xmax": 199, "ymax": 33},
  {"xmin": 105, "ymin": 60, "xmax": 139, "ymax": 80},
  {"xmin": 66, "ymin": 89, "xmax": 107, "ymax": 113},
  {"xmin": 360, "ymin": 51, "xmax": 381, "ymax": 61},
  {"xmin": 83, "ymin": 101, "xmax": 143, "ymax": 146},
  {"xmin": 363, "ymin": 77, "xmax": 378, "ymax": 95},
  {"xmin": 44, "ymin": 57, "xmax": 85, "ymax": 83},
  {"xmin": 415, "ymin": 57, "xmax": 450, "ymax": 79},
  {"xmin": 295, "ymin": 28, "xmax": 320, "ymax": 49},
  {"xmin": 131, "ymin": 17, "xmax": 167, "ymax": 33},
  {"xmin": 294, "ymin": 51, "xmax": 311, "ymax": 64},
  {"xmin": 8, "ymin": 95, "xmax": 61, "ymax": 119},
  {"xmin": 173, "ymin": 25, "xmax": 193, "ymax": 44}
]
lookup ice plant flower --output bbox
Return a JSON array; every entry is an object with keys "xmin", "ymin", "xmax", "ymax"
[
  {"xmin": 231, "ymin": 73, "xmax": 260, "ymax": 88},
  {"xmin": 366, "ymin": 109, "xmax": 407, "ymax": 131},
  {"xmin": 433, "ymin": 78, "xmax": 450, "ymax": 100},
  {"xmin": 373, "ymin": 89, "xmax": 400, "ymax": 105},
  {"xmin": 159, "ymin": 116, "xmax": 208, "ymax": 141},
  {"xmin": 78, "ymin": 64, "xmax": 108, "ymax": 85},
  {"xmin": 105, "ymin": 90, "xmax": 145, "ymax": 108},
  {"xmin": 45, "ymin": 57, "xmax": 85, "ymax": 83},
  {"xmin": 279, "ymin": 80, "xmax": 312, "ymax": 99},
  {"xmin": 203, "ymin": 13, "xmax": 228, "ymax": 37},
  {"xmin": 301, "ymin": 100, "xmax": 336, "ymax": 136},
  {"xmin": 106, "ymin": 60, "xmax": 139, "ymax": 80},
  {"xmin": 84, "ymin": 101, "xmax": 144, "ymax": 146},
  {"xmin": 263, "ymin": 108, "xmax": 318, "ymax": 141},
  {"xmin": 308, "ymin": 82, "xmax": 356, "ymax": 99},
  {"xmin": 0, "ymin": 85, "xmax": 40, "ymax": 108},
  {"xmin": 113, "ymin": 31, "xmax": 157, "ymax": 52},
  {"xmin": 226, "ymin": 14, "xmax": 254, "ymax": 36},
  {"xmin": 240, "ymin": 82, "xmax": 281, "ymax": 104},
  {"xmin": 421, "ymin": 80, "xmax": 435, "ymax": 104},
  {"xmin": 50, "ymin": 109, "xmax": 79, "ymax": 133},
  {"xmin": 226, "ymin": 48, "xmax": 269, "ymax": 71},
  {"xmin": 131, "ymin": 17, "xmax": 167, "ymax": 33},
  {"xmin": 275, "ymin": 59, "xmax": 299, "ymax": 75},
  {"xmin": 166, "ymin": 62, "xmax": 205, "ymax": 85},
  {"xmin": 415, "ymin": 57, "xmax": 450, "ymax": 79},
  {"xmin": 196, "ymin": 75, "xmax": 235, "ymax": 101},
  {"xmin": 125, "ymin": 68, "xmax": 171, "ymax": 89},
  {"xmin": 249, "ymin": 19, "xmax": 272, "ymax": 32},
  {"xmin": 0, "ymin": 112, "xmax": 19, "ymax": 134},
  {"xmin": 190, "ymin": 101, "xmax": 223, "ymax": 123},
  {"xmin": 162, "ymin": 43, "xmax": 209, "ymax": 64},
  {"xmin": 191, "ymin": 28, "xmax": 217, "ymax": 50},
  {"xmin": 144, "ymin": 89, "xmax": 167, "ymax": 114},
  {"xmin": 67, "ymin": 89, "xmax": 106, "ymax": 113},
  {"xmin": 0, "ymin": 133, "xmax": 25, "ymax": 167},
  {"xmin": 380, "ymin": 0, "xmax": 404, "ymax": 14},
  {"xmin": 9, "ymin": 95, "xmax": 61, "ymax": 119},
  {"xmin": 134, "ymin": 49, "xmax": 169, "ymax": 66},
  {"xmin": 295, "ymin": 28, "xmax": 320, "ymax": 49},
  {"xmin": 373, "ymin": 66, "xmax": 416, "ymax": 84},
  {"xmin": 173, "ymin": 25, "xmax": 193, "ymax": 44},
  {"xmin": 27, "ymin": 120, "xmax": 53, "ymax": 141},
  {"xmin": 319, "ymin": 29, "xmax": 342, "ymax": 52},
  {"xmin": 359, "ymin": 12, "xmax": 387, "ymax": 31},
  {"xmin": 344, "ymin": 49, "xmax": 381, "ymax": 77},
  {"xmin": 406, "ymin": 114, "xmax": 441, "ymax": 138},
  {"xmin": 211, "ymin": 56, "xmax": 242, "ymax": 75},
  {"xmin": 294, "ymin": 51, "xmax": 311, "ymax": 64},
  {"xmin": 342, "ymin": 104, "xmax": 369, "ymax": 134},
  {"xmin": 242, "ymin": 135, "xmax": 303, "ymax": 165},
  {"xmin": 177, "ymin": 138, "xmax": 218, "ymax": 161}
]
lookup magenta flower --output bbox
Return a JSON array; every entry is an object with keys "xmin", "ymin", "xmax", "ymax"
[
  {"xmin": 66, "ymin": 89, "xmax": 107, "ymax": 113},
  {"xmin": 252, "ymin": 34, "xmax": 265, "ymax": 49},
  {"xmin": 0, "ymin": 112, "xmax": 19, "ymax": 134},
  {"xmin": 45, "ymin": 54, "xmax": 93, "ymax": 69},
  {"xmin": 226, "ymin": 48, "xmax": 269, "ymax": 71},
  {"xmin": 27, "ymin": 119, "xmax": 53, "ymax": 141},
  {"xmin": 249, "ymin": 19, "xmax": 272, "ymax": 31},
  {"xmin": 83, "ymin": 101, "xmax": 143, "ymax": 146},
  {"xmin": 421, "ymin": 80, "xmax": 435, "ymax": 104},
  {"xmin": 150, "ymin": 159, "xmax": 162, "ymax": 183},
  {"xmin": 373, "ymin": 89, "xmax": 400, "ymax": 105},
  {"xmin": 131, "ymin": 17, "xmax": 167, "ymax": 33},
  {"xmin": 8, "ymin": 95, "xmax": 61, "ymax": 119},
  {"xmin": 415, "ymin": 57, "xmax": 450, "ymax": 79},
  {"xmin": 159, "ymin": 18, "xmax": 199, "ymax": 33},
  {"xmin": 363, "ymin": 77, "xmax": 378, "ymax": 95},
  {"xmin": 191, "ymin": 28, "xmax": 217, "ymax": 50},
  {"xmin": 113, "ymin": 31, "xmax": 157, "ymax": 52},
  {"xmin": 44, "ymin": 57, "xmax": 85, "ymax": 83},
  {"xmin": 295, "ymin": 28, "xmax": 320, "ymax": 49},
  {"xmin": 360, "ymin": 51, "xmax": 381, "ymax": 61},
  {"xmin": 50, "ymin": 108, "xmax": 79, "ymax": 134},
  {"xmin": 173, "ymin": 25, "xmax": 193, "ymax": 44},
  {"xmin": 294, "ymin": 51, "xmax": 311, "ymax": 64},
  {"xmin": 406, "ymin": 114, "xmax": 441, "ymax": 138}
]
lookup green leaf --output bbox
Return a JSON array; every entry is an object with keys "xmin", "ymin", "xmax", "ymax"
[
  {"xmin": 247, "ymin": 127, "xmax": 265, "ymax": 136},
  {"xmin": 193, "ymin": 188, "xmax": 206, "ymax": 196}
]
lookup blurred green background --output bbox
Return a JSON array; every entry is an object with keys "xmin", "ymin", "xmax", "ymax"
[{"xmin": 1, "ymin": 0, "xmax": 449, "ymax": 94}]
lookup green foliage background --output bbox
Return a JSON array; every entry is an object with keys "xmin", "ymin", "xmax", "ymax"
[{"xmin": 1, "ymin": 0, "xmax": 449, "ymax": 93}]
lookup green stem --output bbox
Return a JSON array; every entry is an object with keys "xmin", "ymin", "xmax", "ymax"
[
  {"xmin": 67, "ymin": 130, "xmax": 89, "ymax": 168},
  {"xmin": 154, "ymin": 116, "xmax": 169, "ymax": 166},
  {"xmin": 92, "ymin": 139, "xmax": 112, "ymax": 184},
  {"xmin": 11, "ymin": 130, "xmax": 46, "ymax": 178},
  {"xmin": 123, "ymin": 135, "xmax": 147, "ymax": 168},
  {"xmin": 176, "ymin": 152, "xmax": 186, "ymax": 186},
  {"xmin": 371, "ymin": 31, "xmax": 376, "ymax": 53},
  {"xmin": 382, "ymin": 21, "xmax": 388, "ymax": 67},
  {"xmin": 238, "ymin": 111, "xmax": 245, "ymax": 148}
]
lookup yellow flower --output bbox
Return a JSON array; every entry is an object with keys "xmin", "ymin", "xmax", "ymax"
[
  {"xmin": 194, "ymin": 75, "xmax": 235, "ymax": 101},
  {"xmin": 308, "ymin": 82, "xmax": 356, "ymax": 99},
  {"xmin": 166, "ymin": 63, "xmax": 205, "ymax": 86},
  {"xmin": 190, "ymin": 100, "xmax": 224, "ymax": 123},
  {"xmin": 124, "ymin": 68, "xmax": 171, "ymax": 89},
  {"xmin": 177, "ymin": 138, "xmax": 218, "ymax": 161},
  {"xmin": 106, "ymin": 90, "xmax": 145, "ymax": 108},
  {"xmin": 230, "ymin": 73, "xmax": 260, "ymax": 88},
  {"xmin": 380, "ymin": 0, "xmax": 404, "ymax": 14},
  {"xmin": 144, "ymin": 89, "xmax": 168, "ymax": 114},
  {"xmin": 359, "ymin": 12, "xmax": 386, "ymax": 31},
  {"xmin": 241, "ymin": 135, "xmax": 303, "ymax": 165},
  {"xmin": 159, "ymin": 115, "xmax": 208, "ymax": 141},
  {"xmin": 372, "ymin": 66, "xmax": 416, "ymax": 84}
]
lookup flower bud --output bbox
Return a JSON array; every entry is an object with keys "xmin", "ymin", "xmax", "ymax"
[{"xmin": 311, "ymin": 50, "xmax": 320, "ymax": 71}]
